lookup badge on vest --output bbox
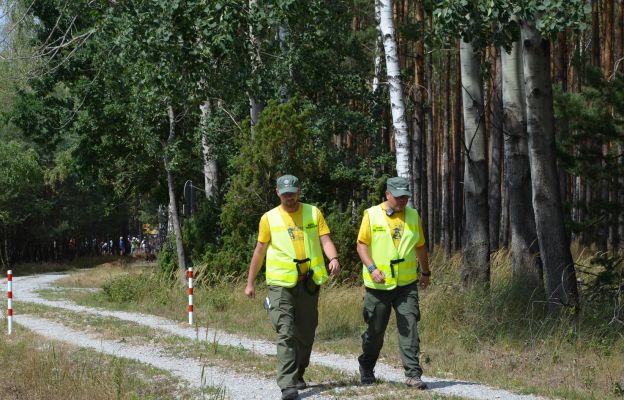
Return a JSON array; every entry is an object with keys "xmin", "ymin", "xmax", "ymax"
[{"xmin": 372, "ymin": 225, "xmax": 386, "ymax": 233}]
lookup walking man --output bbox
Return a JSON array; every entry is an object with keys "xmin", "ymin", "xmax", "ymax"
[
  {"xmin": 356, "ymin": 176, "xmax": 431, "ymax": 389},
  {"xmin": 245, "ymin": 174, "xmax": 341, "ymax": 400}
]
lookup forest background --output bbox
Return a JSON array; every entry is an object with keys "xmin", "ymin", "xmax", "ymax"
[{"xmin": 0, "ymin": 0, "xmax": 622, "ymax": 322}]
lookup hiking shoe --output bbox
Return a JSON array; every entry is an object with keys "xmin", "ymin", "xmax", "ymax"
[
  {"xmin": 405, "ymin": 376, "xmax": 428, "ymax": 389},
  {"xmin": 359, "ymin": 365, "xmax": 376, "ymax": 385},
  {"xmin": 295, "ymin": 376, "xmax": 307, "ymax": 390},
  {"xmin": 281, "ymin": 387, "xmax": 298, "ymax": 400}
]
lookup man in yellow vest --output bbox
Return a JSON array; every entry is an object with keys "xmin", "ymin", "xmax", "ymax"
[
  {"xmin": 245, "ymin": 174, "xmax": 341, "ymax": 400},
  {"xmin": 356, "ymin": 176, "xmax": 431, "ymax": 389}
]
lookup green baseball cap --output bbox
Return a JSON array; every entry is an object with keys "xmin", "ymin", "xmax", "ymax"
[
  {"xmin": 276, "ymin": 174, "xmax": 300, "ymax": 195},
  {"xmin": 387, "ymin": 176, "xmax": 411, "ymax": 197}
]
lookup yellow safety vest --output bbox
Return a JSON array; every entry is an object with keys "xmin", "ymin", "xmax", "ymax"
[
  {"xmin": 265, "ymin": 203, "xmax": 329, "ymax": 287},
  {"xmin": 362, "ymin": 205, "xmax": 421, "ymax": 290}
]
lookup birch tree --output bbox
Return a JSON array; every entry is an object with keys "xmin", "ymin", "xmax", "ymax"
[
  {"xmin": 520, "ymin": 19, "xmax": 579, "ymax": 309},
  {"xmin": 501, "ymin": 38, "xmax": 542, "ymax": 290},
  {"xmin": 200, "ymin": 100, "xmax": 218, "ymax": 200},
  {"xmin": 166, "ymin": 105, "xmax": 187, "ymax": 283},
  {"xmin": 376, "ymin": 0, "xmax": 411, "ymax": 180},
  {"xmin": 460, "ymin": 38, "xmax": 490, "ymax": 286}
]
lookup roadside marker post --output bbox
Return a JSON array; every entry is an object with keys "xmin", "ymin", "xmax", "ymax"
[
  {"xmin": 7, "ymin": 270, "xmax": 12, "ymax": 334},
  {"xmin": 187, "ymin": 268, "xmax": 193, "ymax": 325}
]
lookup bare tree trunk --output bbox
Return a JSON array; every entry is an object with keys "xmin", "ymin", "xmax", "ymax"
[
  {"xmin": 520, "ymin": 20, "xmax": 579, "ymax": 311},
  {"xmin": 604, "ymin": 0, "xmax": 615, "ymax": 78},
  {"xmin": 411, "ymin": 0, "xmax": 425, "ymax": 211},
  {"xmin": 426, "ymin": 49, "xmax": 435, "ymax": 251},
  {"xmin": 593, "ymin": 0, "xmax": 602, "ymax": 67},
  {"xmin": 460, "ymin": 39, "xmax": 490, "ymax": 287},
  {"xmin": 166, "ymin": 105, "xmax": 187, "ymax": 285},
  {"xmin": 377, "ymin": 0, "xmax": 411, "ymax": 180},
  {"xmin": 441, "ymin": 53, "xmax": 452, "ymax": 256},
  {"xmin": 200, "ymin": 100, "xmax": 218, "ymax": 200},
  {"xmin": 501, "ymin": 39, "xmax": 543, "ymax": 290},
  {"xmin": 489, "ymin": 48, "xmax": 503, "ymax": 252},
  {"xmin": 453, "ymin": 41, "xmax": 464, "ymax": 251}
]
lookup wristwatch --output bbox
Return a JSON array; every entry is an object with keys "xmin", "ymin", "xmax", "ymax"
[
  {"xmin": 421, "ymin": 270, "xmax": 431, "ymax": 277},
  {"xmin": 367, "ymin": 264, "xmax": 377, "ymax": 274}
]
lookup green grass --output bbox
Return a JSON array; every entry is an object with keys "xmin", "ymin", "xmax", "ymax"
[
  {"xmin": 0, "ymin": 323, "xmax": 223, "ymax": 399},
  {"xmin": 29, "ymin": 249, "xmax": 624, "ymax": 400}
]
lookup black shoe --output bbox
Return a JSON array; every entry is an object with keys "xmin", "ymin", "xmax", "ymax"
[
  {"xmin": 281, "ymin": 387, "xmax": 299, "ymax": 400},
  {"xmin": 359, "ymin": 365, "xmax": 376, "ymax": 384},
  {"xmin": 295, "ymin": 377, "xmax": 307, "ymax": 390}
]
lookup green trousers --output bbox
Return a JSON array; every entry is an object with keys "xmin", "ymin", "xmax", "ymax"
[
  {"xmin": 268, "ymin": 282, "xmax": 319, "ymax": 390},
  {"xmin": 358, "ymin": 282, "xmax": 423, "ymax": 378}
]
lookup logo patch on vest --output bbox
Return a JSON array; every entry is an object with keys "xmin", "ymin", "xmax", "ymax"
[
  {"xmin": 305, "ymin": 222, "xmax": 318, "ymax": 230},
  {"xmin": 372, "ymin": 225, "xmax": 386, "ymax": 233}
]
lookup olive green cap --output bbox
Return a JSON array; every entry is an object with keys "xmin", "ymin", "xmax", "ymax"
[
  {"xmin": 386, "ymin": 176, "xmax": 411, "ymax": 197},
  {"xmin": 276, "ymin": 174, "xmax": 300, "ymax": 195}
]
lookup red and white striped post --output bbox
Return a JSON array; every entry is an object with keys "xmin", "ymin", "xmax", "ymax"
[
  {"xmin": 187, "ymin": 267, "xmax": 193, "ymax": 325},
  {"xmin": 7, "ymin": 270, "xmax": 13, "ymax": 335}
]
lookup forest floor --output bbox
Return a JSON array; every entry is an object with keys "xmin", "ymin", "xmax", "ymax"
[{"xmin": 1, "ymin": 269, "xmax": 550, "ymax": 400}]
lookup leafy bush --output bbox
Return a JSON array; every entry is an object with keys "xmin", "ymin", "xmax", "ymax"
[
  {"xmin": 102, "ymin": 274, "xmax": 150, "ymax": 303},
  {"xmin": 157, "ymin": 235, "xmax": 178, "ymax": 279}
]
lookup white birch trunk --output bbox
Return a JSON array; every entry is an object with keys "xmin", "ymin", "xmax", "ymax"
[
  {"xmin": 520, "ymin": 20, "xmax": 578, "ymax": 310},
  {"xmin": 372, "ymin": 1, "xmax": 383, "ymax": 94},
  {"xmin": 460, "ymin": 39, "xmax": 490, "ymax": 286},
  {"xmin": 377, "ymin": 0, "xmax": 410, "ymax": 180},
  {"xmin": 501, "ymin": 39, "xmax": 542, "ymax": 290},
  {"xmin": 200, "ymin": 100, "xmax": 218, "ymax": 200}
]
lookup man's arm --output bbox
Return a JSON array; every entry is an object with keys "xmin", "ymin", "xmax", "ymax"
[
  {"xmin": 416, "ymin": 245, "xmax": 430, "ymax": 289},
  {"xmin": 356, "ymin": 241, "xmax": 385, "ymax": 283},
  {"xmin": 319, "ymin": 234, "xmax": 340, "ymax": 276},
  {"xmin": 244, "ymin": 241, "xmax": 269, "ymax": 298}
]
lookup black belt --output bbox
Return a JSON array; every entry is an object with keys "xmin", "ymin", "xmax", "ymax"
[{"xmin": 389, "ymin": 258, "xmax": 405, "ymax": 278}]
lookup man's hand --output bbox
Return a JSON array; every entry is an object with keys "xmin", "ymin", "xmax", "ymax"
[
  {"xmin": 419, "ymin": 274, "xmax": 430, "ymax": 289},
  {"xmin": 371, "ymin": 268, "xmax": 385, "ymax": 283},
  {"xmin": 244, "ymin": 284, "xmax": 255, "ymax": 299},
  {"xmin": 328, "ymin": 258, "xmax": 341, "ymax": 276}
]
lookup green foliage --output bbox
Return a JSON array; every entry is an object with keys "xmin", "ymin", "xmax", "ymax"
[
  {"xmin": 220, "ymin": 97, "xmax": 327, "ymax": 242},
  {"xmin": 554, "ymin": 68, "xmax": 624, "ymax": 240},
  {"xmin": 181, "ymin": 200, "xmax": 221, "ymax": 263},
  {"xmin": 158, "ymin": 235, "xmax": 179, "ymax": 278},
  {"xmin": 323, "ymin": 204, "xmax": 361, "ymax": 282},
  {"xmin": 102, "ymin": 273, "xmax": 150, "ymax": 303},
  {"xmin": 0, "ymin": 140, "xmax": 45, "ymax": 226},
  {"xmin": 432, "ymin": 0, "xmax": 590, "ymax": 51}
]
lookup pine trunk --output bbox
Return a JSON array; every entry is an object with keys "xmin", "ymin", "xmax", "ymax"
[
  {"xmin": 460, "ymin": 39, "xmax": 490, "ymax": 287},
  {"xmin": 489, "ymin": 48, "xmax": 503, "ymax": 252},
  {"xmin": 520, "ymin": 20, "xmax": 579, "ymax": 310},
  {"xmin": 441, "ymin": 53, "xmax": 451, "ymax": 256}
]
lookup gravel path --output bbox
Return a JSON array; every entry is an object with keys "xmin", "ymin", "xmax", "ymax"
[{"xmin": 5, "ymin": 273, "xmax": 548, "ymax": 400}]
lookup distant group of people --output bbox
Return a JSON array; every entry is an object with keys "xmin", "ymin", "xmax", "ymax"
[
  {"xmin": 245, "ymin": 175, "xmax": 431, "ymax": 400},
  {"xmin": 100, "ymin": 236, "xmax": 154, "ymax": 259}
]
